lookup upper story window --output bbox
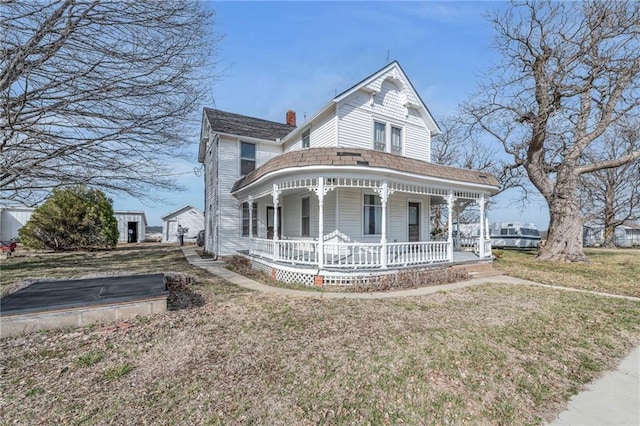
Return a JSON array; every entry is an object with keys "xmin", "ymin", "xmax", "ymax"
[
  {"xmin": 373, "ymin": 121, "xmax": 403, "ymax": 154},
  {"xmin": 391, "ymin": 126, "xmax": 402, "ymax": 154},
  {"xmin": 373, "ymin": 122, "xmax": 386, "ymax": 152},
  {"xmin": 240, "ymin": 142, "xmax": 256, "ymax": 175},
  {"xmin": 302, "ymin": 129, "xmax": 310, "ymax": 148}
]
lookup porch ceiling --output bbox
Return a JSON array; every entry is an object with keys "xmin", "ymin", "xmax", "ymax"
[{"xmin": 232, "ymin": 148, "xmax": 500, "ymax": 194}]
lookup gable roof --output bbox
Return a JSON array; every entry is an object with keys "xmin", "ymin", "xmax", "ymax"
[
  {"xmin": 160, "ymin": 205, "xmax": 203, "ymax": 221},
  {"xmin": 231, "ymin": 148, "xmax": 499, "ymax": 193},
  {"xmin": 204, "ymin": 108, "xmax": 294, "ymax": 141},
  {"xmin": 281, "ymin": 61, "xmax": 441, "ymax": 143}
]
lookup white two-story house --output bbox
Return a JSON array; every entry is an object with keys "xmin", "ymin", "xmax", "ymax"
[{"xmin": 198, "ymin": 62, "xmax": 500, "ymax": 285}]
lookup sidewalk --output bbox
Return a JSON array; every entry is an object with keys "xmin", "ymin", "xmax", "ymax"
[
  {"xmin": 181, "ymin": 246, "xmax": 640, "ymax": 425},
  {"xmin": 549, "ymin": 346, "xmax": 640, "ymax": 426}
]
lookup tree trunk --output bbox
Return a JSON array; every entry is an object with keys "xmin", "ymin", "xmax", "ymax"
[
  {"xmin": 602, "ymin": 187, "xmax": 617, "ymax": 248},
  {"xmin": 538, "ymin": 185, "xmax": 588, "ymax": 262}
]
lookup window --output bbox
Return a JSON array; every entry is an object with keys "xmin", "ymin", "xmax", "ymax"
[
  {"xmin": 240, "ymin": 142, "xmax": 256, "ymax": 175},
  {"xmin": 363, "ymin": 194, "xmax": 382, "ymax": 235},
  {"xmin": 241, "ymin": 202, "xmax": 258, "ymax": 236},
  {"xmin": 301, "ymin": 197, "xmax": 310, "ymax": 237},
  {"xmin": 373, "ymin": 122, "xmax": 386, "ymax": 151},
  {"xmin": 391, "ymin": 126, "xmax": 402, "ymax": 154},
  {"xmin": 302, "ymin": 129, "xmax": 310, "ymax": 148}
]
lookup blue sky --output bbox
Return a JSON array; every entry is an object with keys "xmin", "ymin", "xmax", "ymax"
[{"xmin": 113, "ymin": 1, "xmax": 550, "ymax": 230}]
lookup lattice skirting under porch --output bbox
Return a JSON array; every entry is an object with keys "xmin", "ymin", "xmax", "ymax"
[{"xmin": 249, "ymin": 258, "xmax": 316, "ymax": 286}]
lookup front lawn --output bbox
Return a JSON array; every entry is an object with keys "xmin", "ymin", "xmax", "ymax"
[
  {"xmin": 1, "ymin": 245, "xmax": 639, "ymax": 424},
  {"xmin": 493, "ymin": 248, "xmax": 640, "ymax": 298}
]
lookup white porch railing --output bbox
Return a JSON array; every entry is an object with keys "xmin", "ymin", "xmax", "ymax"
[
  {"xmin": 251, "ymin": 237, "xmax": 274, "ymax": 259},
  {"xmin": 387, "ymin": 241, "xmax": 450, "ymax": 266},
  {"xmin": 277, "ymin": 239, "xmax": 319, "ymax": 265},
  {"xmin": 251, "ymin": 238, "xmax": 319, "ymax": 265},
  {"xmin": 251, "ymin": 237, "xmax": 492, "ymax": 266},
  {"xmin": 323, "ymin": 242, "xmax": 382, "ymax": 268}
]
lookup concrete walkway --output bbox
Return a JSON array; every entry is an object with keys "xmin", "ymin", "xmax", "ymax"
[{"xmin": 182, "ymin": 246, "xmax": 640, "ymax": 425}]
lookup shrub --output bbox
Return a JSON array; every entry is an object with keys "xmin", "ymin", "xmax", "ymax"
[{"xmin": 19, "ymin": 186, "xmax": 118, "ymax": 251}]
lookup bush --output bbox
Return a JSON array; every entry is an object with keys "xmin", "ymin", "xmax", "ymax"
[
  {"xmin": 19, "ymin": 186, "xmax": 118, "ymax": 251},
  {"xmin": 349, "ymin": 267, "xmax": 471, "ymax": 292}
]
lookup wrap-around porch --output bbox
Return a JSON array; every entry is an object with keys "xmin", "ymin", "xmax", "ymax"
[{"xmin": 238, "ymin": 176, "xmax": 493, "ymax": 274}]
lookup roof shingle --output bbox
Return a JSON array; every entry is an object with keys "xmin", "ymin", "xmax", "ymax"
[
  {"xmin": 204, "ymin": 108, "xmax": 294, "ymax": 141},
  {"xmin": 232, "ymin": 148, "xmax": 500, "ymax": 193}
]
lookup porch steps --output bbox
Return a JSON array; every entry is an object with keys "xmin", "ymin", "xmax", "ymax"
[{"xmin": 453, "ymin": 262, "xmax": 502, "ymax": 279}]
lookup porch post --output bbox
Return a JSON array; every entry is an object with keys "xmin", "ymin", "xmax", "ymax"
[
  {"xmin": 478, "ymin": 194, "xmax": 485, "ymax": 258},
  {"xmin": 272, "ymin": 184, "xmax": 280, "ymax": 261},
  {"xmin": 447, "ymin": 190, "xmax": 455, "ymax": 262},
  {"xmin": 317, "ymin": 177, "xmax": 324, "ymax": 269},
  {"xmin": 380, "ymin": 180, "xmax": 388, "ymax": 269},
  {"xmin": 248, "ymin": 196, "xmax": 254, "ymax": 254}
]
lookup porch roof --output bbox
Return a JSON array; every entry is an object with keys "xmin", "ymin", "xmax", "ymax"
[{"xmin": 231, "ymin": 148, "xmax": 500, "ymax": 193}]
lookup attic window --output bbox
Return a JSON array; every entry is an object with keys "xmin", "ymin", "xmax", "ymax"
[
  {"xmin": 302, "ymin": 129, "xmax": 310, "ymax": 148},
  {"xmin": 337, "ymin": 151, "xmax": 362, "ymax": 157}
]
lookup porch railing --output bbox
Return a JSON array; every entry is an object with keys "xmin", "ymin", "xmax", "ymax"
[
  {"xmin": 277, "ymin": 239, "xmax": 319, "ymax": 265},
  {"xmin": 387, "ymin": 241, "xmax": 449, "ymax": 266},
  {"xmin": 323, "ymin": 242, "xmax": 382, "ymax": 268},
  {"xmin": 251, "ymin": 237, "xmax": 274, "ymax": 259}
]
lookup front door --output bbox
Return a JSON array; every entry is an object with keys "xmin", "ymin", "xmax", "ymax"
[
  {"xmin": 127, "ymin": 222, "xmax": 138, "ymax": 243},
  {"xmin": 266, "ymin": 206, "xmax": 281, "ymax": 239},
  {"xmin": 408, "ymin": 203, "xmax": 420, "ymax": 242}
]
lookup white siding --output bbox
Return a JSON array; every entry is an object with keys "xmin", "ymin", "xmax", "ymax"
[
  {"xmin": 114, "ymin": 212, "xmax": 146, "ymax": 243},
  {"xmin": 162, "ymin": 208, "xmax": 204, "ymax": 243},
  {"xmin": 214, "ymin": 136, "xmax": 284, "ymax": 255},
  {"xmin": 335, "ymin": 188, "xmax": 362, "ymax": 243},
  {"xmin": 284, "ymin": 110, "xmax": 336, "ymax": 152},
  {"xmin": 337, "ymin": 95, "xmax": 371, "ymax": 149},
  {"xmin": 336, "ymin": 72, "xmax": 432, "ymax": 162},
  {"xmin": 203, "ymin": 133, "xmax": 218, "ymax": 254},
  {"xmin": 0, "ymin": 208, "xmax": 34, "ymax": 241},
  {"xmin": 388, "ymin": 194, "xmax": 406, "ymax": 242}
]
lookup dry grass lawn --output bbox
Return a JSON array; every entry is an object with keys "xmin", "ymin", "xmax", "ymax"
[
  {"xmin": 1, "ymin": 244, "xmax": 639, "ymax": 425},
  {"xmin": 493, "ymin": 248, "xmax": 640, "ymax": 298}
]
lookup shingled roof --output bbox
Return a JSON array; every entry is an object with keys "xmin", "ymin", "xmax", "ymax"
[
  {"xmin": 204, "ymin": 108, "xmax": 295, "ymax": 141},
  {"xmin": 232, "ymin": 148, "xmax": 500, "ymax": 193}
]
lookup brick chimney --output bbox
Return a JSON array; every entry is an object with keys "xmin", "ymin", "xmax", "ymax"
[{"xmin": 286, "ymin": 110, "xmax": 296, "ymax": 127}]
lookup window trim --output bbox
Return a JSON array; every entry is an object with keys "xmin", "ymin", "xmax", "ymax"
[
  {"xmin": 241, "ymin": 202, "xmax": 258, "ymax": 237},
  {"xmin": 391, "ymin": 125, "xmax": 402, "ymax": 155},
  {"xmin": 239, "ymin": 141, "xmax": 256, "ymax": 176},
  {"xmin": 363, "ymin": 192, "xmax": 382, "ymax": 236},
  {"xmin": 302, "ymin": 129, "xmax": 311, "ymax": 148},
  {"xmin": 301, "ymin": 196, "xmax": 310, "ymax": 237},
  {"xmin": 373, "ymin": 121, "xmax": 386, "ymax": 152}
]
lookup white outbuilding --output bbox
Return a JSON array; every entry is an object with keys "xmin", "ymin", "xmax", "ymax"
[
  {"xmin": 114, "ymin": 211, "xmax": 147, "ymax": 243},
  {"xmin": 161, "ymin": 205, "xmax": 204, "ymax": 243}
]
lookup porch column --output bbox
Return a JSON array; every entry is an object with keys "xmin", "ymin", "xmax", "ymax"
[
  {"xmin": 248, "ymin": 196, "xmax": 254, "ymax": 254},
  {"xmin": 272, "ymin": 184, "xmax": 280, "ymax": 261},
  {"xmin": 380, "ymin": 180, "xmax": 389, "ymax": 269},
  {"xmin": 478, "ymin": 195, "xmax": 485, "ymax": 258},
  {"xmin": 317, "ymin": 177, "xmax": 324, "ymax": 269},
  {"xmin": 447, "ymin": 191, "xmax": 455, "ymax": 262}
]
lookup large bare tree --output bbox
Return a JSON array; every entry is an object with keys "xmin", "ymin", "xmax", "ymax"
[
  {"xmin": 465, "ymin": 0, "xmax": 640, "ymax": 261},
  {"xmin": 1, "ymin": 0, "xmax": 217, "ymax": 205},
  {"xmin": 579, "ymin": 120, "xmax": 640, "ymax": 247}
]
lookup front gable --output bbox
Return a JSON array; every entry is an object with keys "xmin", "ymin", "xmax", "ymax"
[{"xmin": 334, "ymin": 61, "xmax": 440, "ymax": 136}]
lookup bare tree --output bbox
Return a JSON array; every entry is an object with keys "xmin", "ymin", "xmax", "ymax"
[
  {"xmin": 1, "ymin": 0, "xmax": 217, "ymax": 205},
  {"xmin": 579, "ymin": 120, "xmax": 640, "ymax": 247},
  {"xmin": 465, "ymin": 0, "xmax": 640, "ymax": 261},
  {"xmin": 430, "ymin": 115, "xmax": 502, "ymax": 231}
]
